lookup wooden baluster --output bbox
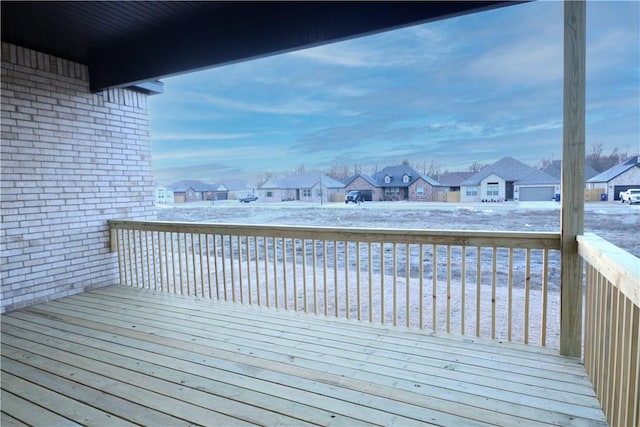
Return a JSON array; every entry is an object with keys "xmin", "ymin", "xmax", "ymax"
[
  {"xmin": 368, "ymin": 242, "xmax": 373, "ymax": 323},
  {"xmin": 406, "ymin": 243, "xmax": 411, "ymax": 328},
  {"xmin": 345, "ymin": 241, "xmax": 350, "ymax": 319},
  {"xmin": 476, "ymin": 246, "xmax": 481, "ymax": 337},
  {"xmin": 419, "ymin": 243, "xmax": 425, "ymax": 330},
  {"xmin": 447, "ymin": 245, "xmax": 452, "ymax": 333},
  {"xmin": 313, "ymin": 239, "xmax": 318, "ymax": 315},
  {"xmin": 524, "ymin": 248, "xmax": 531, "ymax": 344},
  {"xmin": 461, "ymin": 245, "xmax": 467, "ymax": 335},
  {"xmin": 541, "ymin": 249, "xmax": 549, "ymax": 346},
  {"xmin": 323, "ymin": 241, "xmax": 329, "ymax": 316},
  {"xmin": 282, "ymin": 237, "xmax": 288, "ymax": 310},
  {"xmin": 507, "ymin": 248, "xmax": 514, "ymax": 342},
  {"xmin": 491, "ymin": 247, "xmax": 497, "ymax": 340}
]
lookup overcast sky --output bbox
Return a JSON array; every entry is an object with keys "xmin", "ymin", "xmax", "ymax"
[{"xmin": 150, "ymin": 1, "xmax": 639, "ymax": 185}]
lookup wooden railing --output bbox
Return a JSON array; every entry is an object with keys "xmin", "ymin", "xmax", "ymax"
[
  {"xmin": 579, "ymin": 233, "xmax": 639, "ymax": 427},
  {"xmin": 109, "ymin": 220, "xmax": 561, "ymax": 347}
]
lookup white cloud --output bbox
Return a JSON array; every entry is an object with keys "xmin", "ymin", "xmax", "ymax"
[
  {"xmin": 199, "ymin": 93, "xmax": 332, "ymax": 116},
  {"xmin": 290, "ymin": 45, "xmax": 377, "ymax": 67},
  {"xmin": 149, "ymin": 1, "xmax": 637, "ymax": 180},
  {"xmin": 465, "ymin": 40, "xmax": 562, "ymax": 86},
  {"xmin": 153, "ymin": 132, "xmax": 253, "ymax": 141},
  {"xmin": 153, "ymin": 145, "xmax": 288, "ymax": 162},
  {"xmin": 289, "ymin": 25, "xmax": 446, "ymax": 69}
]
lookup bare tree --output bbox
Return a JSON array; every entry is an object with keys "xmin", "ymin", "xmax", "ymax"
[
  {"xmin": 586, "ymin": 143, "xmax": 634, "ymax": 172},
  {"xmin": 468, "ymin": 161, "xmax": 487, "ymax": 173},
  {"xmin": 425, "ymin": 160, "xmax": 442, "ymax": 180},
  {"xmin": 539, "ymin": 156, "xmax": 554, "ymax": 170},
  {"xmin": 251, "ymin": 171, "xmax": 274, "ymax": 190},
  {"xmin": 325, "ymin": 163, "xmax": 351, "ymax": 181}
]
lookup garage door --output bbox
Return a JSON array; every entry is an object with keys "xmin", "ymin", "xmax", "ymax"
[
  {"xmin": 357, "ymin": 190, "xmax": 373, "ymax": 201},
  {"xmin": 614, "ymin": 185, "xmax": 640, "ymax": 200},
  {"xmin": 519, "ymin": 186, "xmax": 555, "ymax": 201}
]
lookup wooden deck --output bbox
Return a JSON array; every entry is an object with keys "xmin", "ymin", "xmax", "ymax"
[{"xmin": 1, "ymin": 285, "xmax": 606, "ymax": 426}]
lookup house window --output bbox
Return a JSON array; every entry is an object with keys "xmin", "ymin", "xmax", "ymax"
[
  {"xmin": 487, "ymin": 183, "xmax": 499, "ymax": 196},
  {"xmin": 466, "ymin": 187, "xmax": 478, "ymax": 196},
  {"xmin": 384, "ymin": 175, "xmax": 391, "ymax": 184},
  {"xmin": 266, "ymin": 191, "xmax": 273, "ymax": 197},
  {"xmin": 303, "ymin": 189, "xmax": 311, "ymax": 197},
  {"xmin": 384, "ymin": 187, "xmax": 400, "ymax": 196},
  {"xmin": 403, "ymin": 174, "xmax": 410, "ymax": 183},
  {"xmin": 417, "ymin": 186, "xmax": 424, "ymax": 196}
]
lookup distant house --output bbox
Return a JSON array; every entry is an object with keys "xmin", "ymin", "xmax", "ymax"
[
  {"xmin": 214, "ymin": 179, "xmax": 254, "ymax": 200},
  {"xmin": 434, "ymin": 172, "xmax": 475, "ymax": 192},
  {"xmin": 344, "ymin": 165, "xmax": 439, "ymax": 202},
  {"xmin": 541, "ymin": 160, "xmax": 599, "ymax": 181},
  {"xmin": 586, "ymin": 156, "xmax": 640, "ymax": 201},
  {"xmin": 431, "ymin": 172, "xmax": 475, "ymax": 202},
  {"xmin": 258, "ymin": 172, "xmax": 344, "ymax": 203},
  {"xmin": 460, "ymin": 157, "xmax": 559, "ymax": 202},
  {"xmin": 169, "ymin": 180, "xmax": 214, "ymax": 203},
  {"xmin": 155, "ymin": 185, "xmax": 174, "ymax": 204},
  {"xmin": 342, "ymin": 174, "xmax": 379, "ymax": 201}
]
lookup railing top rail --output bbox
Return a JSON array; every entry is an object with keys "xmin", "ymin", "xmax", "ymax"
[
  {"xmin": 578, "ymin": 233, "xmax": 640, "ymax": 307},
  {"xmin": 109, "ymin": 219, "xmax": 561, "ymax": 250}
]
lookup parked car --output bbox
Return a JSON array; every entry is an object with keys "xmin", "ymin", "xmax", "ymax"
[
  {"xmin": 345, "ymin": 190, "xmax": 364, "ymax": 204},
  {"xmin": 239, "ymin": 193, "xmax": 258, "ymax": 203},
  {"xmin": 620, "ymin": 189, "xmax": 640, "ymax": 204}
]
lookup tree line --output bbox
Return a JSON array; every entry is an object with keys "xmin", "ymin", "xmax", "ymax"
[{"xmin": 252, "ymin": 144, "xmax": 636, "ymax": 187}]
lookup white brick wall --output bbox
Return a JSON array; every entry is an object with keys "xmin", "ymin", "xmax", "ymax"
[{"xmin": 1, "ymin": 42, "xmax": 156, "ymax": 313}]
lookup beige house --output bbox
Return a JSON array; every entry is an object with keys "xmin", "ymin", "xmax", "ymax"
[
  {"xmin": 259, "ymin": 172, "xmax": 344, "ymax": 203},
  {"xmin": 586, "ymin": 156, "xmax": 640, "ymax": 201}
]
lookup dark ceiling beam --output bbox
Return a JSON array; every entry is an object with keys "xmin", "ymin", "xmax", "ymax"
[
  {"xmin": 1, "ymin": 1, "xmax": 521, "ymax": 92},
  {"xmin": 89, "ymin": 1, "xmax": 513, "ymax": 92}
]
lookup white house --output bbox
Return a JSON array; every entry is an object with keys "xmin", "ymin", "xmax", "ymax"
[
  {"xmin": 461, "ymin": 157, "xmax": 559, "ymax": 202},
  {"xmin": 586, "ymin": 156, "xmax": 640, "ymax": 201},
  {"xmin": 155, "ymin": 185, "xmax": 174, "ymax": 204}
]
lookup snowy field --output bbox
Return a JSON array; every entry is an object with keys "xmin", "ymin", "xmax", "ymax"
[
  {"xmin": 149, "ymin": 200, "xmax": 638, "ymax": 349},
  {"xmin": 157, "ymin": 200, "xmax": 638, "ymax": 257}
]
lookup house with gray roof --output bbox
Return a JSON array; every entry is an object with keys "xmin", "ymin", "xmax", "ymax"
[
  {"xmin": 586, "ymin": 156, "xmax": 640, "ymax": 201},
  {"xmin": 542, "ymin": 160, "xmax": 599, "ymax": 181},
  {"xmin": 258, "ymin": 172, "xmax": 344, "ymax": 203},
  {"xmin": 431, "ymin": 171, "xmax": 475, "ymax": 202},
  {"xmin": 460, "ymin": 157, "xmax": 559, "ymax": 202},
  {"xmin": 210, "ymin": 179, "xmax": 254, "ymax": 201},
  {"xmin": 435, "ymin": 172, "xmax": 475, "ymax": 190},
  {"xmin": 344, "ymin": 165, "xmax": 440, "ymax": 202},
  {"xmin": 169, "ymin": 180, "xmax": 214, "ymax": 202}
]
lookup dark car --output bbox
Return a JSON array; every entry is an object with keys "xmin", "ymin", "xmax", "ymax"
[
  {"xmin": 239, "ymin": 193, "xmax": 258, "ymax": 203},
  {"xmin": 345, "ymin": 190, "xmax": 364, "ymax": 204}
]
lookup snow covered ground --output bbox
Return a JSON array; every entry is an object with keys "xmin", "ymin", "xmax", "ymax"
[{"xmin": 157, "ymin": 200, "xmax": 638, "ymax": 257}]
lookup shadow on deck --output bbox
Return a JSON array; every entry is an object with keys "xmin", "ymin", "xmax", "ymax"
[{"xmin": 1, "ymin": 285, "xmax": 606, "ymax": 426}]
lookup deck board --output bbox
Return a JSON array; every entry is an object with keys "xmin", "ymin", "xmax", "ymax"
[{"xmin": 1, "ymin": 285, "xmax": 607, "ymax": 426}]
